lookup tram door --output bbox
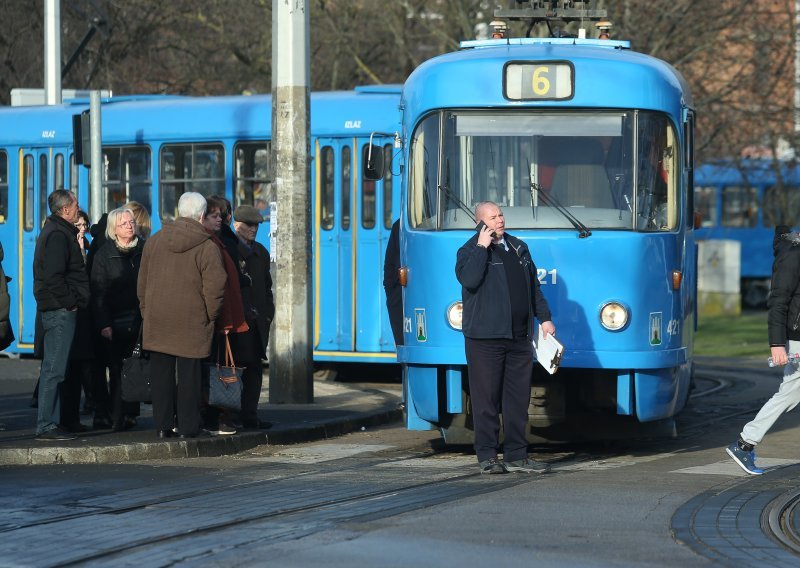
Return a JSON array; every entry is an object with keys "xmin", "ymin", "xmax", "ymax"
[
  {"xmin": 315, "ymin": 139, "xmax": 355, "ymax": 354},
  {"xmin": 355, "ymin": 139, "xmax": 396, "ymax": 354},
  {"xmin": 18, "ymin": 147, "xmax": 68, "ymax": 346}
]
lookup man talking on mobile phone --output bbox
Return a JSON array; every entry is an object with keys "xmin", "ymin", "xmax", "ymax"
[{"xmin": 455, "ymin": 201, "xmax": 555, "ymax": 474}]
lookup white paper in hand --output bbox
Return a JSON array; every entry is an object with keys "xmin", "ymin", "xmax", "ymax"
[{"xmin": 532, "ymin": 325, "xmax": 564, "ymax": 375}]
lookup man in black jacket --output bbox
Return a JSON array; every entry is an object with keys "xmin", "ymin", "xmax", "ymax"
[
  {"xmin": 33, "ymin": 190, "xmax": 90, "ymax": 440},
  {"xmin": 456, "ymin": 201, "xmax": 555, "ymax": 474},
  {"xmin": 727, "ymin": 225, "xmax": 800, "ymax": 475},
  {"xmin": 233, "ymin": 205, "xmax": 275, "ymax": 429}
]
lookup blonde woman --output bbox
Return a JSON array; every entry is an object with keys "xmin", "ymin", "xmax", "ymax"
[{"xmin": 90, "ymin": 207, "xmax": 145, "ymax": 431}]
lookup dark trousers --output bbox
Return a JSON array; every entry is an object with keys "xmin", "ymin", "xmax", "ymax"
[
  {"xmin": 60, "ymin": 359, "xmax": 88, "ymax": 427},
  {"xmin": 150, "ymin": 351, "xmax": 202, "ymax": 435},
  {"xmin": 465, "ymin": 337, "xmax": 533, "ymax": 463},
  {"xmin": 36, "ymin": 309, "xmax": 76, "ymax": 434},
  {"xmin": 240, "ymin": 332, "xmax": 264, "ymax": 424}
]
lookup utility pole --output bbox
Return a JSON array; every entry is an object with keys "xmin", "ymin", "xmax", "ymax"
[
  {"xmin": 89, "ymin": 92, "xmax": 103, "ymax": 222},
  {"xmin": 44, "ymin": 0, "xmax": 61, "ymax": 105},
  {"xmin": 271, "ymin": 0, "xmax": 313, "ymax": 403}
]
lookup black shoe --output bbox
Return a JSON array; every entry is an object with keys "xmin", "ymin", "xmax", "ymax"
[
  {"xmin": 36, "ymin": 428, "xmax": 77, "ymax": 441},
  {"xmin": 157, "ymin": 429, "xmax": 173, "ymax": 439},
  {"xmin": 243, "ymin": 420, "xmax": 272, "ymax": 430},
  {"xmin": 479, "ymin": 457, "xmax": 508, "ymax": 474},
  {"xmin": 93, "ymin": 417, "xmax": 113, "ymax": 430},
  {"xmin": 60, "ymin": 422, "xmax": 89, "ymax": 433}
]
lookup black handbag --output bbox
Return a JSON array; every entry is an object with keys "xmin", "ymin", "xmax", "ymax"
[
  {"xmin": 206, "ymin": 334, "xmax": 244, "ymax": 411},
  {"xmin": 121, "ymin": 324, "xmax": 152, "ymax": 402},
  {"xmin": 111, "ymin": 309, "xmax": 139, "ymax": 336}
]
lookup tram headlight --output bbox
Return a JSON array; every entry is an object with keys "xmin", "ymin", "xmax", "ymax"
[
  {"xmin": 446, "ymin": 301, "xmax": 463, "ymax": 330},
  {"xmin": 599, "ymin": 302, "xmax": 629, "ymax": 331}
]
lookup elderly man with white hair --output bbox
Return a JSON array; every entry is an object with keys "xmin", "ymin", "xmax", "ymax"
[{"xmin": 137, "ymin": 192, "xmax": 227, "ymax": 439}]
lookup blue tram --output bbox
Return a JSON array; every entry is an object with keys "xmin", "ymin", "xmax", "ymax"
[
  {"xmin": 695, "ymin": 159, "xmax": 800, "ymax": 307},
  {"xmin": 0, "ymin": 87, "xmax": 402, "ymax": 362},
  {"xmin": 380, "ymin": 16, "xmax": 697, "ymax": 441}
]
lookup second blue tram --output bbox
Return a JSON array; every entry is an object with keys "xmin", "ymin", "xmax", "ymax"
[
  {"xmin": 0, "ymin": 87, "xmax": 402, "ymax": 362},
  {"xmin": 695, "ymin": 159, "xmax": 800, "ymax": 307},
  {"xmin": 386, "ymin": 34, "xmax": 697, "ymax": 441}
]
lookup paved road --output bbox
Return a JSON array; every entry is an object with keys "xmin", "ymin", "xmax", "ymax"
[{"xmin": 1, "ymin": 357, "xmax": 799, "ymax": 566}]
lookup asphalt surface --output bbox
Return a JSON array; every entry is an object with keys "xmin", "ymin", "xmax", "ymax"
[{"xmin": 0, "ymin": 356, "xmax": 403, "ymax": 465}]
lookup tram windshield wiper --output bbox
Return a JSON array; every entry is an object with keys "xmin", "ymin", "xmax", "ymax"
[
  {"xmin": 438, "ymin": 158, "xmax": 476, "ymax": 224},
  {"xmin": 529, "ymin": 181, "xmax": 591, "ymax": 238}
]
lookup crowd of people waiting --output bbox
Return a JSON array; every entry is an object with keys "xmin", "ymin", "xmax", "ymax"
[{"xmin": 32, "ymin": 189, "xmax": 274, "ymax": 441}]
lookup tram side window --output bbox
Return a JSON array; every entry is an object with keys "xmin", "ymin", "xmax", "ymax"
[
  {"xmin": 0, "ymin": 151, "xmax": 7, "ymax": 223},
  {"xmin": 408, "ymin": 113, "xmax": 440, "ymax": 230},
  {"xmin": 694, "ymin": 186, "xmax": 717, "ymax": 227},
  {"xmin": 721, "ymin": 186, "xmax": 758, "ymax": 228},
  {"xmin": 97, "ymin": 146, "xmax": 152, "ymax": 213},
  {"xmin": 636, "ymin": 113, "xmax": 678, "ymax": 231},
  {"xmin": 160, "ymin": 143, "xmax": 224, "ymax": 221},
  {"xmin": 341, "ymin": 145, "xmax": 351, "ymax": 230},
  {"xmin": 234, "ymin": 141, "xmax": 271, "ymax": 216},
  {"xmin": 383, "ymin": 144, "xmax": 393, "ymax": 229},
  {"xmin": 54, "ymin": 154, "xmax": 64, "ymax": 192},
  {"xmin": 320, "ymin": 146, "xmax": 335, "ymax": 230},
  {"xmin": 70, "ymin": 154, "xmax": 80, "ymax": 201},
  {"xmin": 362, "ymin": 145, "xmax": 376, "ymax": 229},
  {"xmin": 763, "ymin": 185, "xmax": 800, "ymax": 228},
  {"xmin": 23, "ymin": 155, "xmax": 34, "ymax": 231},
  {"xmin": 39, "ymin": 155, "xmax": 48, "ymax": 228}
]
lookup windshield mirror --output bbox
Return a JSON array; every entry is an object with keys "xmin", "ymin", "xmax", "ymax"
[{"xmin": 408, "ymin": 110, "xmax": 679, "ymax": 232}]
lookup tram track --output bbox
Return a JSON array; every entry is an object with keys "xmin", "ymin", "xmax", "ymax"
[{"xmin": 766, "ymin": 488, "xmax": 800, "ymax": 554}]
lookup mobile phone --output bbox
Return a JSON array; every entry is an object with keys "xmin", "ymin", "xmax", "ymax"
[{"xmin": 475, "ymin": 221, "xmax": 497, "ymax": 238}]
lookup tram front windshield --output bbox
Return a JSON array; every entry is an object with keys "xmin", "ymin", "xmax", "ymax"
[{"xmin": 408, "ymin": 110, "xmax": 679, "ymax": 232}]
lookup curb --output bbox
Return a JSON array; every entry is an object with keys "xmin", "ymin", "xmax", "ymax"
[{"xmin": 0, "ymin": 407, "xmax": 403, "ymax": 466}]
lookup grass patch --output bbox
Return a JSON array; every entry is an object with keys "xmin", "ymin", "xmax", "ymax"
[{"xmin": 694, "ymin": 311, "xmax": 768, "ymax": 358}]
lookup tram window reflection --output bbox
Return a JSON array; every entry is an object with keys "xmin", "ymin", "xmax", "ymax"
[
  {"xmin": 234, "ymin": 141, "xmax": 271, "ymax": 214},
  {"xmin": 361, "ymin": 145, "xmax": 376, "ymax": 229},
  {"xmin": 92, "ymin": 146, "xmax": 152, "ymax": 214},
  {"xmin": 383, "ymin": 144, "xmax": 393, "ymax": 229},
  {"xmin": 23, "ymin": 155, "xmax": 33, "ymax": 231},
  {"xmin": 39, "ymin": 154, "xmax": 48, "ymax": 229},
  {"xmin": 320, "ymin": 146, "xmax": 334, "ymax": 230},
  {"xmin": 721, "ymin": 186, "xmax": 758, "ymax": 228},
  {"xmin": 160, "ymin": 143, "xmax": 224, "ymax": 221},
  {"xmin": 341, "ymin": 145, "xmax": 351, "ymax": 230},
  {"xmin": 693, "ymin": 186, "xmax": 717, "ymax": 227}
]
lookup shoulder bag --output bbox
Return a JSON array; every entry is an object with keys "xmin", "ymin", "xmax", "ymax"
[{"xmin": 206, "ymin": 333, "xmax": 244, "ymax": 411}]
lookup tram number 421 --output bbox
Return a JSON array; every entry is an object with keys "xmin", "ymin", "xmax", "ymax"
[{"xmin": 537, "ymin": 268, "xmax": 557, "ymax": 285}]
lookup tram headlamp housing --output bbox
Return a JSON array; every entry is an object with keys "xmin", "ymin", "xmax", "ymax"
[
  {"xmin": 446, "ymin": 301, "xmax": 463, "ymax": 330},
  {"xmin": 599, "ymin": 302, "xmax": 629, "ymax": 331}
]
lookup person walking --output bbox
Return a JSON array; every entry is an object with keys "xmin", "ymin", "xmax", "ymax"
[
  {"xmin": 137, "ymin": 192, "xmax": 226, "ymax": 439},
  {"xmin": 91, "ymin": 207, "xmax": 146, "ymax": 432},
  {"xmin": 455, "ymin": 201, "xmax": 555, "ymax": 474},
  {"xmin": 233, "ymin": 205, "xmax": 275, "ymax": 429},
  {"xmin": 32, "ymin": 189, "xmax": 90, "ymax": 441},
  {"xmin": 727, "ymin": 226, "xmax": 800, "ymax": 475}
]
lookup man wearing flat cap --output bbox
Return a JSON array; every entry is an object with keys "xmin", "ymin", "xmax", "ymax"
[{"xmin": 232, "ymin": 205, "xmax": 275, "ymax": 428}]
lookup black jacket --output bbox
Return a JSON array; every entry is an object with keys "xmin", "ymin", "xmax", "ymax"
[
  {"xmin": 33, "ymin": 215, "xmax": 90, "ymax": 312},
  {"xmin": 0, "ymin": 242, "xmax": 12, "ymax": 350},
  {"xmin": 456, "ymin": 232, "xmax": 551, "ymax": 340},
  {"xmin": 90, "ymin": 239, "xmax": 145, "ymax": 331},
  {"xmin": 237, "ymin": 239, "xmax": 275, "ymax": 357},
  {"xmin": 767, "ymin": 227, "xmax": 800, "ymax": 346}
]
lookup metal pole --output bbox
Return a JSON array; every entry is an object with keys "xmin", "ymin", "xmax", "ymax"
[
  {"xmin": 44, "ymin": 0, "xmax": 62, "ymax": 105},
  {"xmin": 271, "ymin": 0, "xmax": 313, "ymax": 403},
  {"xmin": 90, "ymin": 91, "xmax": 103, "ymax": 222}
]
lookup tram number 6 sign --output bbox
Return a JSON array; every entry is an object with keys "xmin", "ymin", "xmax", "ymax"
[{"xmin": 504, "ymin": 62, "xmax": 574, "ymax": 101}]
